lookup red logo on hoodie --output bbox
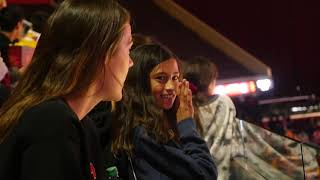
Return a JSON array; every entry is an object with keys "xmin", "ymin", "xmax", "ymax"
[{"xmin": 90, "ymin": 162, "xmax": 96, "ymax": 180}]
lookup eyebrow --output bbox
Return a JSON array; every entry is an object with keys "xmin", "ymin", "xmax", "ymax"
[{"xmin": 152, "ymin": 72, "xmax": 180, "ymax": 76}]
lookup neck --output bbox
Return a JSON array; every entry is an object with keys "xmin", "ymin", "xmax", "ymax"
[
  {"xmin": 64, "ymin": 87, "xmax": 101, "ymax": 121},
  {"xmin": 207, "ymin": 80, "xmax": 216, "ymax": 96},
  {"xmin": 206, "ymin": 90, "xmax": 215, "ymax": 96}
]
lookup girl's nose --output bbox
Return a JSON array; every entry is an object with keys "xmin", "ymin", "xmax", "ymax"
[{"xmin": 165, "ymin": 80, "xmax": 175, "ymax": 90}]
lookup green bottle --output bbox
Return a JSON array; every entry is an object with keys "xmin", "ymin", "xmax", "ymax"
[{"xmin": 106, "ymin": 166, "xmax": 121, "ymax": 180}]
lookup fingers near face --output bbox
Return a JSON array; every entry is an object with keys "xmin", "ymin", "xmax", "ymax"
[
  {"xmin": 176, "ymin": 79, "xmax": 194, "ymax": 120},
  {"xmin": 179, "ymin": 79, "xmax": 191, "ymax": 96},
  {"xmin": 178, "ymin": 79, "xmax": 193, "ymax": 104}
]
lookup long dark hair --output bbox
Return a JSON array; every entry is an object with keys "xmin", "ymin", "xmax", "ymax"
[
  {"xmin": 183, "ymin": 56, "xmax": 218, "ymax": 136},
  {"xmin": 112, "ymin": 43, "xmax": 181, "ymax": 155},
  {"xmin": 0, "ymin": 0, "xmax": 130, "ymax": 143}
]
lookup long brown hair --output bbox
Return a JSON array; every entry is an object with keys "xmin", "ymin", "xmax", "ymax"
[
  {"xmin": 0, "ymin": 0, "xmax": 130, "ymax": 143},
  {"xmin": 112, "ymin": 43, "xmax": 181, "ymax": 155}
]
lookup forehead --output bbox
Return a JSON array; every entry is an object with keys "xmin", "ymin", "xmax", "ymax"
[{"xmin": 151, "ymin": 58, "xmax": 179, "ymax": 74}]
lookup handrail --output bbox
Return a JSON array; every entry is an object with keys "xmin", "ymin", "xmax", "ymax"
[{"xmin": 239, "ymin": 118, "xmax": 320, "ymax": 150}]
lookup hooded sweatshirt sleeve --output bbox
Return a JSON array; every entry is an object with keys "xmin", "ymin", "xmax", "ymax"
[{"xmin": 133, "ymin": 118, "xmax": 218, "ymax": 180}]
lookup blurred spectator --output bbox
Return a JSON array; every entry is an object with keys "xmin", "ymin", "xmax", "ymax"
[
  {"xmin": 0, "ymin": 0, "xmax": 6, "ymax": 9},
  {"xmin": 0, "ymin": 55, "xmax": 9, "ymax": 106},
  {"xmin": 312, "ymin": 121, "xmax": 320, "ymax": 145},
  {"xmin": 29, "ymin": 11, "xmax": 49, "ymax": 33},
  {"xmin": 261, "ymin": 116, "xmax": 270, "ymax": 129},
  {"xmin": 269, "ymin": 115, "xmax": 285, "ymax": 135},
  {"xmin": 284, "ymin": 119, "xmax": 295, "ymax": 139},
  {"xmin": 296, "ymin": 131, "xmax": 310, "ymax": 143},
  {"xmin": 0, "ymin": 5, "xmax": 25, "ymax": 86},
  {"xmin": 132, "ymin": 33, "xmax": 155, "ymax": 50},
  {"xmin": 0, "ymin": 55, "xmax": 8, "ymax": 81}
]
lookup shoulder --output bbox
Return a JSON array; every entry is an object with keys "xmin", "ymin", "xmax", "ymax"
[
  {"xmin": 22, "ymin": 99, "xmax": 76, "ymax": 122},
  {"xmin": 199, "ymin": 94, "xmax": 236, "ymax": 118},
  {"xmin": 210, "ymin": 95, "xmax": 236, "ymax": 111},
  {"xmin": 18, "ymin": 99, "xmax": 78, "ymax": 140},
  {"xmin": 131, "ymin": 125, "xmax": 157, "ymax": 146},
  {"xmin": 217, "ymin": 94, "xmax": 234, "ymax": 105}
]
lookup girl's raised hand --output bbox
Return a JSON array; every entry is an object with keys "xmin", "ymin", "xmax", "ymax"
[{"xmin": 176, "ymin": 79, "xmax": 194, "ymax": 122}]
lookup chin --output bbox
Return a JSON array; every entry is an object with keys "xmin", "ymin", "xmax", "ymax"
[
  {"xmin": 105, "ymin": 92, "xmax": 122, "ymax": 102},
  {"xmin": 112, "ymin": 93, "xmax": 123, "ymax": 102},
  {"xmin": 162, "ymin": 104, "xmax": 174, "ymax": 110}
]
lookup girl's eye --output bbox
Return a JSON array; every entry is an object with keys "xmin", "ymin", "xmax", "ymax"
[
  {"xmin": 155, "ymin": 76, "xmax": 167, "ymax": 82},
  {"xmin": 172, "ymin": 75, "xmax": 179, "ymax": 81}
]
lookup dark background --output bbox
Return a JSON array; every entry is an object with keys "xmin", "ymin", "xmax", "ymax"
[
  {"xmin": 173, "ymin": 0, "xmax": 320, "ymax": 97},
  {"xmin": 7, "ymin": 0, "xmax": 320, "ymax": 97}
]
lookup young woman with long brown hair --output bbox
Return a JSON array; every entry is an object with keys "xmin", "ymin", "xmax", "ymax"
[
  {"xmin": 0, "ymin": 0, "xmax": 133, "ymax": 179},
  {"xmin": 112, "ymin": 44, "xmax": 217, "ymax": 180}
]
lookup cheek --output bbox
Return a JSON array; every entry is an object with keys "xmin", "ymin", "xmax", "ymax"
[
  {"xmin": 151, "ymin": 86, "xmax": 159, "ymax": 97},
  {"xmin": 174, "ymin": 81, "xmax": 179, "ymax": 89},
  {"xmin": 171, "ymin": 81, "xmax": 179, "ymax": 93},
  {"xmin": 110, "ymin": 55, "xmax": 126, "ymax": 75},
  {"xmin": 150, "ymin": 83, "xmax": 163, "ymax": 98},
  {"xmin": 121, "ymin": 54, "xmax": 131, "ymax": 72}
]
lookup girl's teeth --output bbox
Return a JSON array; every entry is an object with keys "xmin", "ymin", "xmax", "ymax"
[{"xmin": 162, "ymin": 95, "xmax": 173, "ymax": 98}]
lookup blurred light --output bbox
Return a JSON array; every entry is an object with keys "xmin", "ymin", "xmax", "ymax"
[
  {"xmin": 214, "ymin": 85, "xmax": 227, "ymax": 95},
  {"xmin": 256, "ymin": 79, "xmax": 272, "ymax": 92},
  {"xmin": 249, "ymin": 81, "xmax": 256, "ymax": 92},
  {"xmin": 239, "ymin": 82, "xmax": 249, "ymax": 93},
  {"xmin": 214, "ymin": 81, "xmax": 256, "ymax": 96},
  {"xmin": 291, "ymin": 106, "xmax": 307, "ymax": 112},
  {"xmin": 214, "ymin": 78, "xmax": 273, "ymax": 96},
  {"xmin": 291, "ymin": 107, "xmax": 299, "ymax": 112}
]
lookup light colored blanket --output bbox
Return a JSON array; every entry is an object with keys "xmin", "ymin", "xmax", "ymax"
[{"xmin": 198, "ymin": 95, "xmax": 319, "ymax": 180}]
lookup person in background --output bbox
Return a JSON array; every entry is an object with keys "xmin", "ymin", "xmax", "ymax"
[
  {"xmin": 184, "ymin": 56, "xmax": 320, "ymax": 179},
  {"xmin": 183, "ymin": 56, "xmax": 236, "ymax": 180},
  {"xmin": 112, "ymin": 44, "xmax": 217, "ymax": 180},
  {"xmin": 0, "ymin": 55, "xmax": 9, "ymax": 106},
  {"xmin": 29, "ymin": 11, "xmax": 50, "ymax": 34},
  {"xmin": 0, "ymin": 0, "xmax": 6, "ymax": 9},
  {"xmin": 0, "ymin": 0, "xmax": 133, "ymax": 180},
  {"xmin": 0, "ymin": 55, "xmax": 8, "ymax": 83},
  {"xmin": 0, "ymin": 5, "xmax": 25, "ymax": 87},
  {"xmin": 312, "ymin": 120, "xmax": 320, "ymax": 145},
  {"xmin": 131, "ymin": 33, "xmax": 155, "ymax": 50}
]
